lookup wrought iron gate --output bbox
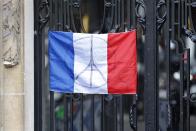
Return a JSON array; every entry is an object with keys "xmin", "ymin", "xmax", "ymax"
[{"xmin": 34, "ymin": 0, "xmax": 196, "ymax": 131}]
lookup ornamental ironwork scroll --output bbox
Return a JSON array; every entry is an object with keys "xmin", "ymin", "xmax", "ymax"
[
  {"xmin": 136, "ymin": 0, "xmax": 146, "ymax": 30},
  {"xmin": 39, "ymin": 0, "xmax": 49, "ymax": 29},
  {"xmin": 156, "ymin": 0, "xmax": 166, "ymax": 31}
]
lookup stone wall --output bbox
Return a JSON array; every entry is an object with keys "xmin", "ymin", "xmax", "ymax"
[{"xmin": 0, "ymin": 0, "xmax": 24, "ymax": 131}]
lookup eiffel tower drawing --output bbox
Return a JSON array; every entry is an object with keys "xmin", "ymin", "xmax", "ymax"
[{"xmin": 75, "ymin": 35, "xmax": 107, "ymax": 88}]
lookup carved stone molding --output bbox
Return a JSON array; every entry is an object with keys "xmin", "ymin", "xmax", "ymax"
[
  {"xmin": 2, "ymin": 0, "xmax": 22, "ymax": 68},
  {"xmin": 0, "ymin": 0, "xmax": 24, "ymax": 131}
]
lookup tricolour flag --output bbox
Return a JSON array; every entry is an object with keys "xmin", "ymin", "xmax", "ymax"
[{"xmin": 49, "ymin": 30, "xmax": 137, "ymax": 94}]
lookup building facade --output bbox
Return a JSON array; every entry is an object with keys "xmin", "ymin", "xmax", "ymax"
[{"xmin": 0, "ymin": 0, "xmax": 34, "ymax": 131}]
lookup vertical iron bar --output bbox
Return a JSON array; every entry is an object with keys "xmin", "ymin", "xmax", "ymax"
[
  {"xmin": 62, "ymin": 0, "xmax": 65, "ymax": 30},
  {"xmin": 70, "ymin": 0, "xmax": 77, "ymax": 32},
  {"xmin": 179, "ymin": 0, "xmax": 185, "ymax": 130},
  {"xmin": 49, "ymin": 0, "xmax": 54, "ymax": 30},
  {"xmin": 133, "ymin": 1, "xmax": 138, "ymax": 126},
  {"xmin": 54, "ymin": 0, "xmax": 58, "ymax": 30},
  {"xmin": 91, "ymin": 95, "xmax": 95, "ymax": 131},
  {"xmin": 117, "ymin": 0, "xmax": 121, "ymax": 27},
  {"xmin": 171, "ymin": 0, "xmax": 175, "ymax": 41},
  {"xmin": 165, "ymin": 0, "xmax": 171, "ymax": 129},
  {"xmin": 70, "ymin": 96, "xmax": 73, "ymax": 131},
  {"xmin": 101, "ymin": 96, "xmax": 105, "ymax": 131},
  {"xmin": 109, "ymin": 0, "xmax": 116, "ymax": 31},
  {"xmin": 186, "ymin": 49, "xmax": 190, "ymax": 131},
  {"xmin": 120, "ymin": 96, "xmax": 124, "ymax": 131},
  {"xmin": 115, "ymin": 97, "xmax": 118, "ymax": 131},
  {"xmin": 114, "ymin": 0, "xmax": 118, "ymax": 28},
  {"xmin": 67, "ymin": 0, "xmax": 71, "ymax": 28},
  {"xmin": 144, "ymin": 0, "xmax": 159, "ymax": 130},
  {"xmin": 98, "ymin": 0, "xmax": 107, "ymax": 33},
  {"xmin": 64, "ymin": 96, "xmax": 68, "ymax": 131},
  {"xmin": 50, "ymin": 91, "xmax": 55, "ymax": 131},
  {"xmin": 57, "ymin": 0, "xmax": 61, "ymax": 30},
  {"xmin": 121, "ymin": 0, "xmax": 124, "ymax": 30},
  {"xmin": 81, "ymin": 95, "xmax": 83, "ymax": 131},
  {"xmin": 35, "ymin": 0, "xmax": 48, "ymax": 130},
  {"xmin": 34, "ymin": 1, "xmax": 43, "ymax": 131},
  {"xmin": 177, "ymin": 0, "xmax": 181, "ymax": 38},
  {"xmin": 185, "ymin": 0, "xmax": 188, "ymax": 27},
  {"xmin": 34, "ymin": 0, "xmax": 39, "ymax": 130},
  {"xmin": 180, "ymin": 53, "xmax": 184, "ymax": 131},
  {"xmin": 181, "ymin": 0, "xmax": 185, "ymax": 28},
  {"xmin": 63, "ymin": 0, "xmax": 67, "ymax": 30},
  {"xmin": 63, "ymin": 1, "xmax": 70, "ymax": 130},
  {"xmin": 131, "ymin": 0, "xmax": 136, "ymax": 29},
  {"xmin": 58, "ymin": 0, "xmax": 63, "ymax": 30},
  {"xmin": 127, "ymin": 0, "xmax": 131, "ymax": 29}
]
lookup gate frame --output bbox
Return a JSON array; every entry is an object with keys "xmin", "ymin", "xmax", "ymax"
[
  {"xmin": 143, "ymin": 0, "xmax": 159, "ymax": 130},
  {"xmin": 33, "ymin": 0, "xmax": 186, "ymax": 131}
]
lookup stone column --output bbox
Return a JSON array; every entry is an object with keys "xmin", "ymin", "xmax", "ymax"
[
  {"xmin": 24, "ymin": 0, "xmax": 34, "ymax": 131},
  {"xmin": 0, "ymin": 0, "xmax": 24, "ymax": 131},
  {"xmin": 0, "ymin": 1, "xmax": 4, "ymax": 131}
]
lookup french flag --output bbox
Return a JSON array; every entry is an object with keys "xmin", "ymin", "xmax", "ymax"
[{"xmin": 49, "ymin": 30, "xmax": 137, "ymax": 94}]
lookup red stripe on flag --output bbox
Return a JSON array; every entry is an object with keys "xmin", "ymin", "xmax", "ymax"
[{"xmin": 107, "ymin": 31, "xmax": 137, "ymax": 94}]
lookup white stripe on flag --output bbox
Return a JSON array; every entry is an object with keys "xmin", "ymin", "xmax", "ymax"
[{"xmin": 73, "ymin": 33, "xmax": 108, "ymax": 94}]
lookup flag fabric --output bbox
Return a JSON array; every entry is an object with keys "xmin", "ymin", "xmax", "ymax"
[{"xmin": 48, "ymin": 30, "xmax": 137, "ymax": 94}]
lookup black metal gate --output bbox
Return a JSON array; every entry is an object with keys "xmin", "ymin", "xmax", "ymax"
[{"xmin": 34, "ymin": 0, "xmax": 196, "ymax": 131}]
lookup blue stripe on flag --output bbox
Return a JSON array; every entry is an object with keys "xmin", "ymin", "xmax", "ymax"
[{"xmin": 49, "ymin": 31, "xmax": 74, "ymax": 93}]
